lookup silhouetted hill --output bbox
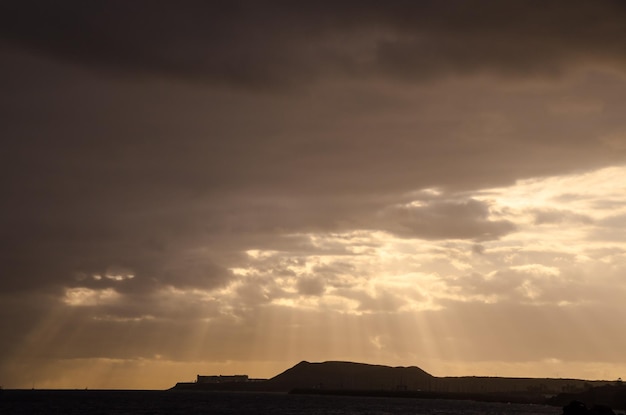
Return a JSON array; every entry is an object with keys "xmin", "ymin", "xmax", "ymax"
[
  {"xmin": 264, "ymin": 360, "xmax": 433, "ymax": 391},
  {"xmin": 171, "ymin": 360, "xmax": 614, "ymax": 397}
]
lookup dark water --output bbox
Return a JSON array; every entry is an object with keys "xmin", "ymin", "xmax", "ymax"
[{"xmin": 0, "ymin": 390, "xmax": 562, "ymax": 415}]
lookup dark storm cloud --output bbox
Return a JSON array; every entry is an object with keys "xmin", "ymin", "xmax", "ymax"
[
  {"xmin": 2, "ymin": 1, "xmax": 626, "ymax": 87},
  {"xmin": 2, "ymin": 29, "xmax": 624, "ymax": 302},
  {"xmin": 377, "ymin": 198, "xmax": 515, "ymax": 240}
]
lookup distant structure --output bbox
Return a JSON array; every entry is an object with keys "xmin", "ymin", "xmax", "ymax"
[{"xmin": 196, "ymin": 374, "xmax": 249, "ymax": 384}]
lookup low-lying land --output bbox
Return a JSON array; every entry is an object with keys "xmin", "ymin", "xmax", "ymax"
[{"xmin": 171, "ymin": 360, "xmax": 626, "ymax": 408}]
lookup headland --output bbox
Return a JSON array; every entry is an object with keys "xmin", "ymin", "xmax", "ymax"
[{"xmin": 170, "ymin": 360, "xmax": 626, "ymax": 409}]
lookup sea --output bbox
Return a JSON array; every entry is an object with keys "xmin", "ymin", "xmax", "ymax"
[{"xmin": 0, "ymin": 390, "xmax": 563, "ymax": 415}]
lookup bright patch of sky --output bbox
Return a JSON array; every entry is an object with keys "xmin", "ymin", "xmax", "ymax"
[{"xmin": 225, "ymin": 164, "xmax": 626, "ymax": 312}]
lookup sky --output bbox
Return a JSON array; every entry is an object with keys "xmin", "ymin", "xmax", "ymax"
[{"xmin": 2, "ymin": 1, "xmax": 626, "ymax": 389}]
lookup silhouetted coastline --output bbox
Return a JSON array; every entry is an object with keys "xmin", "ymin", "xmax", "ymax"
[{"xmin": 170, "ymin": 360, "xmax": 625, "ymax": 411}]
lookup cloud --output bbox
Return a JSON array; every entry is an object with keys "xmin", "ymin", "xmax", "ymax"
[
  {"xmin": 3, "ymin": 1, "xmax": 626, "ymax": 387},
  {"xmin": 532, "ymin": 208, "xmax": 593, "ymax": 225},
  {"xmin": 442, "ymin": 265, "xmax": 567, "ymax": 304},
  {"xmin": 296, "ymin": 275, "xmax": 326, "ymax": 296},
  {"xmin": 377, "ymin": 198, "xmax": 516, "ymax": 240},
  {"xmin": 3, "ymin": 1, "xmax": 626, "ymax": 88}
]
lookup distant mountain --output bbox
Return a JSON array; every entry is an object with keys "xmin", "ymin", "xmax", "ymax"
[
  {"xmin": 172, "ymin": 360, "xmax": 613, "ymax": 397},
  {"xmin": 264, "ymin": 360, "xmax": 434, "ymax": 391}
]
